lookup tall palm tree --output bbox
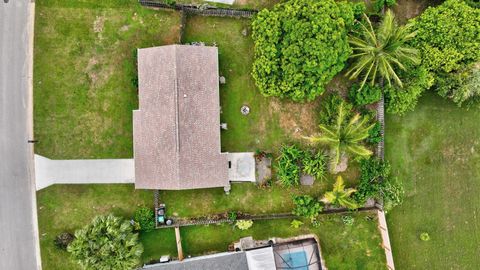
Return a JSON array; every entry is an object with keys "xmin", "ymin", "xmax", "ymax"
[
  {"xmin": 346, "ymin": 10, "xmax": 420, "ymax": 89},
  {"xmin": 306, "ymin": 101, "xmax": 374, "ymax": 171},
  {"xmin": 321, "ymin": 175, "xmax": 359, "ymax": 209}
]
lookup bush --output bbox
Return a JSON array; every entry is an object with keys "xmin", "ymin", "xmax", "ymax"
[
  {"xmin": 276, "ymin": 145, "xmax": 303, "ymax": 187},
  {"xmin": 228, "ymin": 211, "xmax": 238, "ymax": 222},
  {"xmin": 385, "ymin": 66, "xmax": 433, "ymax": 115},
  {"xmin": 302, "ymin": 150, "xmax": 327, "ymax": 181},
  {"xmin": 341, "ymin": 215, "xmax": 355, "ymax": 226},
  {"xmin": 292, "ymin": 195, "xmax": 323, "ymax": 221},
  {"xmin": 134, "ymin": 207, "xmax": 155, "ymax": 232},
  {"xmin": 367, "ymin": 122, "xmax": 382, "ymax": 145},
  {"xmin": 235, "ymin": 220, "xmax": 253, "ymax": 230},
  {"xmin": 348, "ymin": 84, "xmax": 382, "ymax": 106},
  {"xmin": 54, "ymin": 232, "xmax": 75, "ymax": 250},
  {"xmin": 67, "ymin": 215, "xmax": 143, "ymax": 270},
  {"xmin": 411, "ymin": 0, "xmax": 480, "ymax": 74},
  {"xmin": 420, "ymin": 232, "xmax": 431, "ymax": 241},
  {"xmin": 319, "ymin": 93, "xmax": 353, "ymax": 126},
  {"xmin": 373, "ymin": 0, "xmax": 396, "ymax": 13},
  {"xmin": 465, "ymin": 0, "xmax": 480, "ymax": 8},
  {"xmin": 290, "ymin": 219, "xmax": 304, "ymax": 229},
  {"xmin": 436, "ymin": 62, "xmax": 480, "ymax": 106},
  {"xmin": 251, "ymin": 0, "xmax": 354, "ymax": 101},
  {"xmin": 354, "ymin": 158, "xmax": 404, "ymax": 211}
]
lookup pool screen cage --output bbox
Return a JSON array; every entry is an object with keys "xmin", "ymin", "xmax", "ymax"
[{"xmin": 272, "ymin": 238, "xmax": 322, "ymax": 270}]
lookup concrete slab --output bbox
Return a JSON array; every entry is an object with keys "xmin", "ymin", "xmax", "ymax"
[
  {"xmin": 228, "ymin": 152, "xmax": 256, "ymax": 182},
  {"xmin": 35, "ymin": 155, "xmax": 134, "ymax": 190}
]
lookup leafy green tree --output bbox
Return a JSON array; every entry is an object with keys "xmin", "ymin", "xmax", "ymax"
[
  {"xmin": 134, "ymin": 207, "xmax": 155, "ymax": 232},
  {"xmin": 252, "ymin": 0, "xmax": 354, "ymax": 101},
  {"xmin": 307, "ymin": 100, "xmax": 374, "ymax": 171},
  {"xmin": 67, "ymin": 215, "xmax": 143, "ymax": 270},
  {"xmin": 321, "ymin": 176, "xmax": 359, "ymax": 209},
  {"xmin": 411, "ymin": 0, "xmax": 480, "ymax": 74},
  {"xmin": 302, "ymin": 151, "xmax": 327, "ymax": 181},
  {"xmin": 276, "ymin": 145, "xmax": 303, "ymax": 187},
  {"xmin": 347, "ymin": 10, "xmax": 419, "ymax": 89},
  {"xmin": 292, "ymin": 195, "xmax": 323, "ymax": 221}
]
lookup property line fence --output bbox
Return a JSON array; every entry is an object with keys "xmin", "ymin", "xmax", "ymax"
[
  {"xmin": 139, "ymin": 0, "xmax": 257, "ymax": 18},
  {"xmin": 377, "ymin": 209, "xmax": 395, "ymax": 270},
  {"xmin": 376, "ymin": 94, "xmax": 385, "ymax": 160}
]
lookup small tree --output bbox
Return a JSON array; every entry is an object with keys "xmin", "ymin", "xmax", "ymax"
[
  {"xmin": 306, "ymin": 101, "xmax": 374, "ymax": 172},
  {"xmin": 346, "ymin": 10, "xmax": 420, "ymax": 89},
  {"xmin": 321, "ymin": 176, "xmax": 359, "ymax": 209},
  {"xmin": 67, "ymin": 215, "xmax": 143, "ymax": 270},
  {"xmin": 292, "ymin": 195, "xmax": 323, "ymax": 221},
  {"xmin": 235, "ymin": 220, "xmax": 253, "ymax": 230}
]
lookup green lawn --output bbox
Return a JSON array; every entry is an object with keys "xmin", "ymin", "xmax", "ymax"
[
  {"xmin": 33, "ymin": 0, "xmax": 181, "ymax": 159},
  {"xmin": 386, "ymin": 91, "xmax": 480, "ymax": 269},
  {"xmin": 37, "ymin": 184, "xmax": 386, "ymax": 269}
]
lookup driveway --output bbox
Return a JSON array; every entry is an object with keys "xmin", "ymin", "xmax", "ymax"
[{"xmin": 0, "ymin": 1, "xmax": 41, "ymax": 269}]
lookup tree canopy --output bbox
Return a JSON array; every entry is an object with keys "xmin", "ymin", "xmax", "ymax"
[
  {"xmin": 67, "ymin": 215, "xmax": 143, "ymax": 270},
  {"xmin": 252, "ymin": 0, "xmax": 355, "ymax": 102}
]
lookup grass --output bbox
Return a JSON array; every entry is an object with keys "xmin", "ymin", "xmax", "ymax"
[
  {"xmin": 33, "ymin": 0, "xmax": 181, "ymax": 159},
  {"xmin": 37, "ymin": 184, "xmax": 386, "ymax": 269},
  {"xmin": 385, "ymin": 91, "xmax": 480, "ymax": 269}
]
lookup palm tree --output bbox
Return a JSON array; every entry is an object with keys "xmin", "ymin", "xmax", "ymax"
[
  {"xmin": 321, "ymin": 176, "xmax": 359, "ymax": 209},
  {"xmin": 306, "ymin": 101, "xmax": 374, "ymax": 172},
  {"xmin": 346, "ymin": 10, "xmax": 420, "ymax": 89}
]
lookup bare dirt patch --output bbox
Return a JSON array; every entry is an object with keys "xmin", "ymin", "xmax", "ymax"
[{"xmin": 93, "ymin": 15, "xmax": 105, "ymax": 33}]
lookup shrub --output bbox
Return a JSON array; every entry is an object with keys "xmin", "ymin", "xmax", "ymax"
[
  {"xmin": 290, "ymin": 219, "xmax": 304, "ymax": 229},
  {"xmin": 420, "ymin": 232, "xmax": 430, "ymax": 241},
  {"xmin": 251, "ymin": 0, "xmax": 354, "ymax": 101},
  {"xmin": 134, "ymin": 207, "xmax": 155, "ymax": 232},
  {"xmin": 228, "ymin": 211, "xmax": 238, "ymax": 222},
  {"xmin": 302, "ymin": 150, "xmax": 327, "ymax": 181},
  {"xmin": 276, "ymin": 145, "xmax": 303, "ymax": 187},
  {"xmin": 292, "ymin": 195, "xmax": 323, "ymax": 221},
  {"xmin": 465, "ymin": 0, "xmax": 480, "ymax": 8},
  {"xmin": 319, "ymin": 93, "xmax": 353, "ymax": 126},
  {"xmin": 373, "ymin": 0, "xmax": 396, "ymax": 13},
  {"xmin": 367, "ymin": 122, "xmax": 382, "ymax": 145},
  {"xmin": 436, "ymin": 62, "xmax": 480, "ymax": 107},
  {"xmin": 354, "ymin": 158, "xmax": 404, "ymax": 211},
  {"xmin": 348, "ymin": 84, "xmax": 382, "ymax": 106},
  {"xmin": 235, "ymin": 220, "xmax": 253, "ymax": 230},
  {"xmin": 385, "ymin": 66, "xmax": 433, "ymax": 115},
  {"xmin": 54, "ymin": 232, "xmax": 75, "ymax": 250},
  {"xmin": 67, "ymin": 215, "xmax": 143, "ymax": 270},
  {"xmin": 341, "ymin": 215, "xmax": 355, "ymax": 226}
]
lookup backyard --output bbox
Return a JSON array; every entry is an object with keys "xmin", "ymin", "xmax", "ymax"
[
  {"xmin": 386, "ymin": 91, "xmax": 480, "ymax": 269},
  {"xmin": 37, "ymin": 184, "xmax": 386, "ymax": 270}
]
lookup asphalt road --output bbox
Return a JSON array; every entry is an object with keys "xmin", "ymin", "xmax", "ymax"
[{"xmin": 0, "ymin": 1, "xmax": 41, "ymax": 269}]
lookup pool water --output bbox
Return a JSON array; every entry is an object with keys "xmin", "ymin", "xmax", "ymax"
[{"xmin": 279, "ymin": 251, "xmax": 308, "ymax": 270}]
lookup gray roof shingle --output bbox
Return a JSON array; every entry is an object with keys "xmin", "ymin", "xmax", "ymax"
[
  {"xmin": 134, "ymin": 45, "xmax": 228, "ymax": 190},
  {"xmin": 143, "ymin": 252, "xmax": 248, "ymax": 270}
]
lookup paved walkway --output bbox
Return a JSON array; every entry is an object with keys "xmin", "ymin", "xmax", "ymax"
[{"xmin": 35, "ymin": 155, "xmax": 135, "ymax": 190}]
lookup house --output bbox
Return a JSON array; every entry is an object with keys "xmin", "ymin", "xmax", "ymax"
[
  {"xmin": 133, "ymin": 45, "xmax": 255, "ymax": 191},
  {"xmin": 142, "ymin": 235, "xmax": 327, "ymax": 270}
]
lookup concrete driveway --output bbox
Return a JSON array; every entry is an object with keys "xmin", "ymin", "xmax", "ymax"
[{"xmin": 0, "ymin": 1, "xmax": 41, "ymax": 269}]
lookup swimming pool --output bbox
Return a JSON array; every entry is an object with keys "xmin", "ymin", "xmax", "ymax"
[{"xmin": 278, "ymin": 250, "xmax": 308, "ymax": 270}]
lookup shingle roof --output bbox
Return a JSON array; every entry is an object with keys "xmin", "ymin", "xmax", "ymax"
[
  {"xmin": 143, "ymin": 252, "xmax": 249, "ymax": 270},
  {"xmin": 133, "ymin": 45, "xmax": 228, "ymax": 190}
]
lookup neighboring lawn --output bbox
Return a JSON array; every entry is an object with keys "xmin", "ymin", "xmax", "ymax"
[
  {"xmin": 385, "ymin": 91, "xmax": 480, "ymax": 269},
  {"xmin": 37, "ymin": 184, "xmax": 386, "ymax": 269},
  {"xmin": 33, "ymin": 0, "xmax": 181, "ymax": 159}
]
